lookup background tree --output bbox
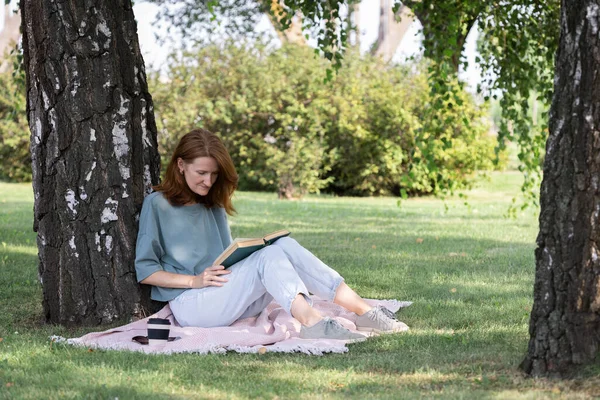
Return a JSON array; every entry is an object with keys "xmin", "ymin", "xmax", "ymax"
[
  {"xmin": 372, "ymin": 1, "xmax": 414, "ymax": 62},
  {"xmin": 0, "ymin": 3, "xmax": 20, "ymax": 72},
  {"xmin": 20, "ymin": 0, "xmax": 161, "ymax": 324},
  {"xmin": 520, "ymin": 0, "xmax": 600, "ymax": 376},
  {"xmin": 148, "ymin": 0, "xmax": 558, "ymax": 204}
]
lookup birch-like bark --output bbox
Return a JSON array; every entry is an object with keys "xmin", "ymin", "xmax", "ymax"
[
  {"xmin": 21, "ymin": 0, "xmax": 161, "ymax": 325},
  {"xmin": 521, "ymin": 0, "xmax": 600, "ymax": 376}
]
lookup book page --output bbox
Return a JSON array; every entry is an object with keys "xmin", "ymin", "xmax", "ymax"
[{"xmin": 263, "ymin": 229, "xmax": 290, "ymax": 242}]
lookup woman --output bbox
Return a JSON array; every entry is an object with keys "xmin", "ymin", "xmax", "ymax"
[{"xmin": 135, "ymin": 128, "xmax": 408, "ymax": 340}]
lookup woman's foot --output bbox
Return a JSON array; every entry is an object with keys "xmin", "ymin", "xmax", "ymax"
[
  {"xmin": 299, "ymin": 317, "xmax": 366, "ymax": 342},
  {"xmin": 355, "ymin": 306, "xmax": 409, "ymax": 334}
]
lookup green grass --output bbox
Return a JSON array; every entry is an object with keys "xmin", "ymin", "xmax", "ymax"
[{"xmin": 1, "ymin": 172, "xmax": 599, "ymax": 399}]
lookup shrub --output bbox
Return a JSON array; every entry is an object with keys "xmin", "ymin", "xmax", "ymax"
[
  {"xmin": 0, "ymin": 51, "xmax": 30, "ymax": 182},
  {"xmin": 148, "ymin": 42, "xmax": 502, "ymax": 197},
  {"xmin": 150, "ymin": 43, "xmax": 334, "ymax": 198}
]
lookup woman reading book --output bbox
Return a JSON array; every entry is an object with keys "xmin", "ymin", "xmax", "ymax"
[{"xmin": 135, "ymin": 129, "xmax": 408, "ymax": 341}]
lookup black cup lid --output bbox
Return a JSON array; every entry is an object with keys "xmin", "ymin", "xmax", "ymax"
[{"xmin": 148, "ymin": 318, "xmax": 171, "ymax": 325}]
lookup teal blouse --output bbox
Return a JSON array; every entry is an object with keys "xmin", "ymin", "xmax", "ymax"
[{"xmin": 135, "ymin": 191, "xmax": 232, "ymax": 301}]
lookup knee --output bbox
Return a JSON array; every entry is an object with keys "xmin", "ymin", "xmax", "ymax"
[
  {"xmin": 273, "ymin": 236, "xmax": 298, "ymax": 250},
  {"xmin": 259, "ymin": 244, "xmax": 288, "ymax": 261}
]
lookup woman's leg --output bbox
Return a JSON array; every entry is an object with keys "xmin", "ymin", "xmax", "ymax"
[
  {"xmin": 170, "ymin": 244, "xmax": 321, "ymax": 327},
  {"xmin": 273, "ymin": 237, "xmax": 408, "ymax": 334},
  {"xmin": 333, "ymin": 282, "xmax": 372, "ymax": 315},
  {"xmin": 273, "ymin": 237, "xmax": 372, "ymax": 315}
]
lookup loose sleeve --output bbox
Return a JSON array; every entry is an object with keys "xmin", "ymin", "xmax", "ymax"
[
  {"xmin": 213, "ymin": 207, "xmax": 233, "ymax": 248},
  {"xmin": 135, "ymin": 196, "xmax": 165, "ymax": 282}
]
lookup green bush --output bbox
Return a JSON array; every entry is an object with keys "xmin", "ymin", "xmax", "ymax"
[
  {"xmin": 323, "ymin": 58, "xmax": 499, "ymax": 196},
  {"xmin": 150, "ymin": 42, "xmax": 501, "ymax": 197},
  {"xmin": 0, "ymin": 51, "xmax": 30, "ymax": 182},
  {"xmin": 0, "ymin": 42, "xmax": 500, "ymax": 194},
  {"xmin": 150, "ymin": 43, "xmax": 334, "ymax": 198}
]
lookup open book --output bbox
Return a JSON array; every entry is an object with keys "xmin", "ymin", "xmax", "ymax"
[{"xmin": 213, "ymin": 229, "xmax": 291, "ymax": 268}]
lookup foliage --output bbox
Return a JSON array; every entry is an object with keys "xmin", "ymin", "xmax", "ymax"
[
  {"xmin": 149, "ymin": 42, "xmax": 500, "ymax": 198},
  {"xmin": 322, "ymin": 56, "xmax": 498, "ymax": 197},
  {"xmin": 398, "ymin": 0, "xmax": 558, "ymax": 208},
  {"xmin": 0, "ymin": 50, "xmax": 30, "ymax": 182},
  {"xmin": 149, "ymin": 42, "xmax": 334, "ymax": 198},
  {"xmin": 145, "ymin": 0, "xmax": 357, "ymax": 76},
  {"xmin": 146, "ymin": 0, "xmax": 269, "ymax": 46},
  {"xmin": 476, "ymin": 1, "xmax": 559, "ymax": 210},
  {"xmin": 143, "ymin": 0, "xmax": 560, "ymax": 207}
]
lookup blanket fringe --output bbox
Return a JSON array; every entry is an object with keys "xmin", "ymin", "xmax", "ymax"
[{"xmin": 49, "ymin": 336, "xmax": 348, "ymax": 356}]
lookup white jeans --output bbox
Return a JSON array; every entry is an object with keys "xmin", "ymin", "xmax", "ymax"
[{"xmin": 169, "ymin": 237, "xmax": 344, "ymax": 327}]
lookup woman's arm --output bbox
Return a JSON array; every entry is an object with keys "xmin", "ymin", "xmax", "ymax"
[{"xmin": 140, "ymin": 265, "xmax": 231, "ymax": 289}]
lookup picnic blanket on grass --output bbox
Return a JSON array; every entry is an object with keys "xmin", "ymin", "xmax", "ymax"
[{"xmin": 55, "ymin": 298, "xmax": 412, "ymax": 355}]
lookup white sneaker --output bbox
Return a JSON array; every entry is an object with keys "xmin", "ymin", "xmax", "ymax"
[
  {"xmin": 300, "ymin": 317, "xmax": 366, "ymax": 342},
  {"xmin": 355, "ymin": 306, "xmax": 409, "ymax": 334}
]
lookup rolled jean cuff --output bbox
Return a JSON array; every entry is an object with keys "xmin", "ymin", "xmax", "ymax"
[
  {"xmin": 327, "ymin": 276, "xmax": 345, "ymax": 302},
  {"xmin": 285, "ymin": 290, "xmax": 312, "ymax": 314}
]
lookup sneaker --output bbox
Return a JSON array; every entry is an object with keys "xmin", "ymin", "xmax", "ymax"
[
  {"xmin": 299, "ymin": 317, "xmax": 366, "ymax": 342},
  {"xmin": 355, "ymin": 306, "xmax": 409, "ymax": 334}
]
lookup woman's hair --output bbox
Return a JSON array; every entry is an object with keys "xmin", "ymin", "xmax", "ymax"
[{"xmin": 154, "ymin": 128, "xmax": 238, "ymax": 214}]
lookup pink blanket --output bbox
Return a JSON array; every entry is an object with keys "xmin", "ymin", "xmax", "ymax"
[{"xmin": 58, "ymin": 298, "xmax": 411, "ymax": 355}]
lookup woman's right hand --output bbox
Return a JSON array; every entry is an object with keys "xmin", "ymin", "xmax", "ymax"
[{"xmin": 190, "ymin": 265, "xmax": 231, "ymax": 288}]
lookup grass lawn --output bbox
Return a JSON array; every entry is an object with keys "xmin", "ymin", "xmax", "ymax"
[{"xmin": 1, "ymin": 172, "xmax": 599, "ymax": 399}]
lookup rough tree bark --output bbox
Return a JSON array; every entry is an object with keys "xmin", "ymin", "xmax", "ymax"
[
  {"xmin": 520, "ymin": 0, "xmax": 600, "ymax": 376},
  {"xmin": 20, "ymin": 0, "xmax": 161, "ymax": 325}
]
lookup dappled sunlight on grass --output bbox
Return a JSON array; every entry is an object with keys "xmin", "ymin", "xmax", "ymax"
[
  {"xmin": 1, "ymin": 243, "xmax": 37, "ymax": 256},
  {"xmin": 3, "ymin": 174, "xmax": 598, "ymax": 398}
]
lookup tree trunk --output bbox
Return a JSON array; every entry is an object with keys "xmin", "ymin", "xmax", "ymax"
[
  {"xmin": 267, "ymin": 0, "xmax": 306, "ymax": 46},
  {"xmin": 348, "ymin": 2, "xmax": 360, "ymax": 48},
  {"xmin": 0, "ymin": 4, "xmax": 21, "ymax": 72},
  {"xmin": 373, "ymin": 2, "xmax": 414, "ymax": 62},
  {"xmin": 20, "ymin": 0, "xmax": 161, "ymax": 325},
  {"xmin": 520, "ymin": 0, "xmax": 600, "ymax": 377}
]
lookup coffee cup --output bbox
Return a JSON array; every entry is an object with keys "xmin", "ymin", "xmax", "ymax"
[{"xmin": 147, "ymin": 318, "xmax": 171, "ymax": 345}]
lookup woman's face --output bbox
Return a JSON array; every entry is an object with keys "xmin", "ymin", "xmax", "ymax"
[{"xmin": 177, "ymin": 156, "xmax": 219, "ymax": 197}]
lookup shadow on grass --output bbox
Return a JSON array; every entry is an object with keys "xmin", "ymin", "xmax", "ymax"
[{"xmin": 5, "ymin": 336, "xmax": 599, "ymax": 399}]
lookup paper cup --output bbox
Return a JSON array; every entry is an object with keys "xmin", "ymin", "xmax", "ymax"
[{"xmin": 147, "ymin": 318, "xmax": 171, "ymax": 346}]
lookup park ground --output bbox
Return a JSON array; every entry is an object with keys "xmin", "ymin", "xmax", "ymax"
[{"xmin": 1, "ymin": 172, "xmax": 599, "ymax": 399}]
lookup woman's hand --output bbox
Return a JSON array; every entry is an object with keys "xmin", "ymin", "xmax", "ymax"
[{"xmin": 190, "ymin": 265, "xmax": 231, "ymax": 288}]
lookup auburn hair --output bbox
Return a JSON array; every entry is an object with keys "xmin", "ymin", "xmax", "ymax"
[{"xmin": 154, "ymin": 128, "xmax": 238, "ymax": 214}]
